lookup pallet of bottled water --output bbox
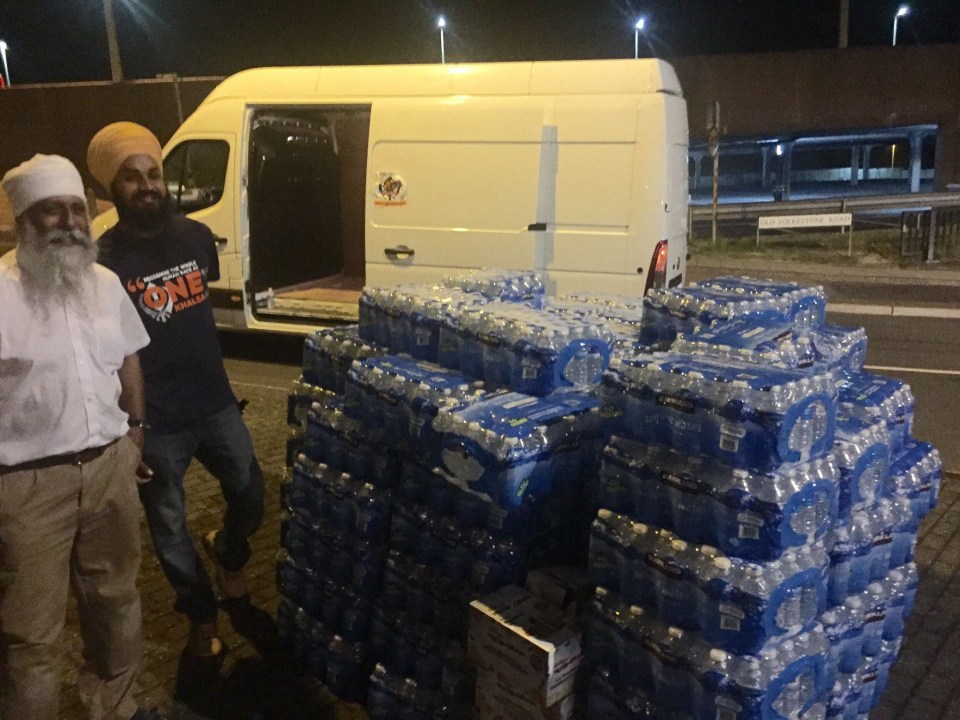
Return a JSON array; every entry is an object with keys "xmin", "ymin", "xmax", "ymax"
[
  {"xmin": 304, "ymin": 399, "xmax": 400, "ymax": 485},
  {"xmin": 587, "ymin": 586, "xmax": 831, "ymax": 720},
  {"xmin": 438, "ymin": 300, "xmax": 615, "ymax": 395},
  {"xmin": 641, "ymin": 276, "xmax": 827, "ymax": 348},
  {"xmin": 433, "ymin": 389, "xmax": 602, "ymax": 510},
  {"xmin": 344, "ymin": 355, "xmax": 484, "ymax": 448},
  {"xmin": 302, "ymin": 325, "xmax": 386, "ymax": 393},
  {"xmin": 837, "ymin": 372, "xmax": 915, "ymax": 454},
  {"xmin": 602, "ymin": 353, "xmax": 838, "ymax": 473},
  {"xmin": 595, "ymin": 436, "xmax": 839, "ymax": 561},
  {"xmin": 359, "ymin": 284, "xmax": 490, "ymax": 359},
  {"xmin": 590, "ymin": 510, "xmax": 828, "ymax": 654},
  {"xmin": 673, "ymin": 319, "xmax": 868, "ymax": 374}
]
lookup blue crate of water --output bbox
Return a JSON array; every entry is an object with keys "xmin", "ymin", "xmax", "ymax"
[
  {"xmin": 587, "ymin": 586, "xmax": 830, "ymax": 720},
  {"xmin": 443, "ymin": 301, "xmax": 614, "ymax": 394},
  {"xmin": 825, "ymin": 497, "xmax": 914, "ymax": 606},
  {"xmin": 889, "ymin": 439, "xmax": 942, "ymax": 521},
  {"xmin": 344, "ymin": 355, "xmax": 484, "ymax": 447},
  {"xmin": 820, "ymin": 563, "xmax": 917, "ymax": 685},
  {"xmin": 286, "ymin": 378, "xmax": 336, "ymax": 429},
  {"xmin": 598, "ymin": 436, "xmax": 839, "ymax": 561},
  {"xmin": 303, "ymin": 325, "xmax": 385, "ymax": 392},
  {"xmin": 589, "ymin": 510, "xmax": 828, "ymax": 655},
  {"xmin": 305, "ymin": 399, "xmax": 399, "ymax": 484},
  {"xmin": 837, "ymin": 372, "xmax": 915, "ymax": 455},
  {"xmin": 833, "ymin": 413, "xmax": 892, "ymax": 523},
  {"xmin": 809, "ymin": 324, "xmax": 868, "ymax": 374},
  {"xmin": 587, "ymin": 669, "xmax": 656, "ymax": 719},
  {"xmin": 432, "ymin": 389, "xmax": 601, "ymax": 510},
  {"xmin": 441, "ymin": 267, "xmax": 544, "ymax": 304},
  {"xmin": 359, "ymin": 284, "xmax": 489, "ymax": 355},
  {"xmin": 641, "ymin": 277, "xmax": 827, "ymax": 348},
  {"xmin": 603, "ymin": 353, "xmax": 838, "ymax": 472},
  {"xmin": 826, "ymin": 637, "xmax": 902, "ymax": 720}
]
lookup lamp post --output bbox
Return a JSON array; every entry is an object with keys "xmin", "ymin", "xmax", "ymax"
[
  {"xmin": 0, "ymin": 41, "xmax": 10, "ymax": 86},
  {"xmin": 103, "ymin": 0, "xmax": 124, "ymax": 81},
  {"xmin": 634, "ymin": 17, "xmax": 646, "ymax": 59},
  {"xmin": 437, "ymin": 16, "xmax": 446, "ymax": 64},
  {"xmin": 892, "ymin": 5, "xmax": 909, "ymax": 47}
]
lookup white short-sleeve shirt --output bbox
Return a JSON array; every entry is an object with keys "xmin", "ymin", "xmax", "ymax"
[{"xmin": 0, "ymin": 250, "xmax": 151, "ymax": 466}]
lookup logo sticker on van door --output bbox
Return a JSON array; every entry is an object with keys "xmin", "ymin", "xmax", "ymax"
[{"xmin": 374, "ymin": 173, "xmax": 407, "ymax": 206}]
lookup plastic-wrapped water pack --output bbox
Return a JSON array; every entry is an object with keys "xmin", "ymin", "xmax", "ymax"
[
  {"xmin": 833, "ymin": 413, "xmax": 892, "ymax": 522},
  {"xmin": 432, "ymin": 389, "xmax": 601, "ymax": 510},
  {"xmin": 641, "ymin": 277, "xmax": 827, "ymax": 348},
  {"xmin": 303, "ymin": 325, "xmax": 385, "ymax": 392},
  {"xmin": 589, "ymin": 510, "xmax": 829, "ymax": 654},
  {"xmin": 344, "ymin": 356, "xmax": 483, "ymax": 447},
  {"xmin": 359, "ymin": 284, "xmax": 489, "ymax": 358},
  {"xmin": 587, "ymin": 587, "xmax": 830, "ymax": 720},
  {"xmin": 825, "ymin": 497, "xmax": 915, "ymax": 606},
  {"xmin": 836, "ymin": 372, "xmax": 915, "ymax": 455},
  {"xmin": 602, "ymin": 353, "xmax": 838, "ymax": 472},
  {"xmin": 889, "ymin": 440, "xmax": 942, "ymax": 521},
  {"xmin": 305, "ymin": 399, "xmax": 398, "ymax": 486},
  {"xmin": 543, "ymin": 295, "xmax": 647, "ymax": 359},
  {"xmin": 673, "ymin": 320, "xmax": 867, "ymax": 374},
  {"xmin": 441, "ymin": 301, "xmax": 614, "ymax": 394},
  {"xmin": 597, "ymin": 436, "xmax": 839, "ymax": 561},
  {"xmin": 440, "ymin": 267, "xmax": 544, "ymax": 304}
]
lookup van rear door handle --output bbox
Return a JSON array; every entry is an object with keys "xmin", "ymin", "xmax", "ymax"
[
  {"xmin": 527, "ymin": 222, "xmax": 547, "ymax": 231},
  {"xmin": 384, "ymin": 245, "xmax": 415, "ymax": 259}
]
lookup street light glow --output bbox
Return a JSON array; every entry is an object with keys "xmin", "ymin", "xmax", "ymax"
[
  {"xmin": 634, "ymin": 16, "xmax": 647, "ymax": 59},
  {"xmin": 0, "ymin": 40, "xmax": 10, "ymax": 86},
  {"xmin": 437, "ymin": 16, "xmax": 446, "ymax": 29},
  {"xmin": 437, "ymin": 16, "xmax": 446, "ymax": 64},
  {"xmin": 892, "ymin": 4, "xmax": 910, "ymax": 46},
  {"xmin": 897, "ymin": 5, "xmax": 910, "ymax": 17}
]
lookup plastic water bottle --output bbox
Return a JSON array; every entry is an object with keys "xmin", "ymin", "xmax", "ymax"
[{"xmin": 368, "ymin": 664, "xmax": 401, "ymax": 720}]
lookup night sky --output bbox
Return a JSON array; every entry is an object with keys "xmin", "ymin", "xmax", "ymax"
[{"xmin": 1, "ymin": 0, "xmax": 959, "ymax": 85}]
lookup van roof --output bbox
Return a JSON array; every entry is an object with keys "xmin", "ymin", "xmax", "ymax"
[{"xmin": 202, "ymin": 59, "xmax": 681, "ymax": 104}]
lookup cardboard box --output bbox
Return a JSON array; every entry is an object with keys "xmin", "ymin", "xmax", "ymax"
[
  {"xmin": 476, "ymin": 669, "xmax": 575, "ymax": 720},
  {"xmin": 469, "ymin": 585, "xmax": 584, "ymax": 707}
]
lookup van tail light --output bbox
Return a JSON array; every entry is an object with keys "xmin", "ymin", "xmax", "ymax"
[{"xmin": 644, "ymin": 240, "xmax": 669, "ymax": 295}]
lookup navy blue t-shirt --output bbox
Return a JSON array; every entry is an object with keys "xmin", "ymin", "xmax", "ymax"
[{"xmin": 99, "ymin": 215, "xmax": 236, "ymax": 433}]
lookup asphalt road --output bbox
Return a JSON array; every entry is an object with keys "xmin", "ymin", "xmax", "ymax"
[{"xmin": 219, "ymin": 312, "xmax": 960, "ymax": 473}]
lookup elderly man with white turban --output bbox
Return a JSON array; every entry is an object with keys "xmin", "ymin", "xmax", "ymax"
[{"xmin": 0, "ymin": 154, "xmax": 164, "ymax": 720}]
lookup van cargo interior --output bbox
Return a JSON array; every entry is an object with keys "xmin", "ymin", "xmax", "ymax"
[{"xmin": 247, "ymin": 106, "xmax": 371, "ymax": 322}]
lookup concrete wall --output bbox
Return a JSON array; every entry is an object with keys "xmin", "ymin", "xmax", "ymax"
[{"xmin": 671, "ymin": 44, "xmax": 960, "ymax": 189}]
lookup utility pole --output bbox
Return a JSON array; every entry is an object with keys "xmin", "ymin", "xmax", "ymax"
[
  {"xmin": 103, "ymin": 0, "xmax": 124, "ymax": 82},
  {"xmin": 838, "ymin": 0, "xmax": 849, "ymax": 49},
  {"xmin": 708, "ymin": 101, "xmax": 720, "ymax": 247}
]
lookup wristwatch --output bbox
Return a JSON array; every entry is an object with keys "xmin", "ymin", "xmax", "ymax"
[{"xmin": 128, "ymin": 419, "xmax": 151, "ymax": 431}]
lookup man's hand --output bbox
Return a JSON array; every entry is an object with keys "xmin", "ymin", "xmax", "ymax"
[{"xmin": 126, "ymin": 426, "xmax": 154, "ymax": 483}]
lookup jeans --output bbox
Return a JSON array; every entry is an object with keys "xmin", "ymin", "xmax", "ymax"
[
  {"xmin": 139, "ymin": 403, "xmax": 265, "ymax": 623},
  {"xmin": 0, "ymin": 436, "xmax": 143, "ymax": 720}
]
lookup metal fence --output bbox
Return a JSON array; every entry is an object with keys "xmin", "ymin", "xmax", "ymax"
[{"xmin": 900, "ymin": 207, "xmax": 960, "ymax": 261}]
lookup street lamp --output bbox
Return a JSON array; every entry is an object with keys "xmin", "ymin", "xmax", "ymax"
[
  {"xmin": 103, "ymin": 0, "xmax": 124, "ymax": 81},
  {"xmin": 634, "ymin": 17, "xmax": 646, "ymax": 60},
  {"xmin": 437, "ymin": 16, "xmax": 446, "ymax": 65},
  {"xmin": 892, "ymin": 5, "xmax": 909, "ymax": 47},
  {"xmin": 0, "ymin": 41, "xmax": 10, "ymax": 86}
]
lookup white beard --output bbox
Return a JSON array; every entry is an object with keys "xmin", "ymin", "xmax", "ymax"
[{"xmin": 15, "ymin": 221, "xmax": 99, "ymax": 310}]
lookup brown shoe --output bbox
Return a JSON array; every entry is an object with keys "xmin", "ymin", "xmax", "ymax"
[
  {"xmin": 186, "ymin": 621, "xmax": 224, "ymax": 658},
  {"xmin": 202, "ymin": 530, "xmax": 249, "ymax": 600}
]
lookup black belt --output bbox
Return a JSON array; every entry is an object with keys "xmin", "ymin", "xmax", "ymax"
[{"xmin": 0, "ymin": 438, "xmax": 121, "ymax": 475}]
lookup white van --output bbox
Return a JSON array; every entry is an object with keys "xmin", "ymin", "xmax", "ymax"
[{"xmin": 93, "ymin": 59, "xmax": 689, "ymax": 333}]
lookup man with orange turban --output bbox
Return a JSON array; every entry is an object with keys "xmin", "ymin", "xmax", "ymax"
[{"xmin": 87, "ymin": 122, "xmax": 264, "ymax": 664}]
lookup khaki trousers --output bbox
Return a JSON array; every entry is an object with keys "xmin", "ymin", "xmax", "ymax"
[{"xmin": 0, "ymin": 436, "xmax": 143, "ymax": 720}]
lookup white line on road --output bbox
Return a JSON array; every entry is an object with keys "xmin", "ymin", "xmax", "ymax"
[
  {"xmin": 231, "ymin": 380, "xmax": 290, "ymax": 392},
  {"xmin": 864, "ymin": 365, "xmax": 960, "ymax": 377},
  {"xmin": 829, "ymin": 303, "xmax": 960, "ymax": 318}
]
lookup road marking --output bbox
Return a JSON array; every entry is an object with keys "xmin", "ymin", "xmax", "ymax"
[
  {"xmin": 231, "ymin": 380, "xmax": 291, "ymax": 392},
  {"xmin": 865, "ymin": 365, "xmax": 960, "ymax": 377},
  {"xmin": 829, "ymin": 303, "xmax": 960, "ymax": 318}
]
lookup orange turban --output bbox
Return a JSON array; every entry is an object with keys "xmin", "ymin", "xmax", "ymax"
[{"xmin": 87, "ymin": 121, "xmax": 163, "ymax": 190}]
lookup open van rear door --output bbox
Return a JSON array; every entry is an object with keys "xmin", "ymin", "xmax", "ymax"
[{"xmin": 365, "ymin": 97, "xmax": 548, "ymax": 287}]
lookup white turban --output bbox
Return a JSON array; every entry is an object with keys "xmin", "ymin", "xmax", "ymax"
[{"xmin": 1, "ymin": 154, "xmax": 86, "ymax": 218}]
